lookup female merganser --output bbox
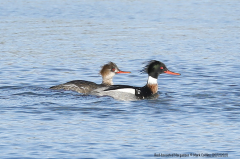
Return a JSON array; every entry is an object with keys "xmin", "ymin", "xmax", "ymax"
[
  {"xmin": 97, "ymin": 60, "xmax": 180, "ymax": 99},
  {"xmin": 50, "ymin": 62, "xmax": 130, "ymax": 94}
]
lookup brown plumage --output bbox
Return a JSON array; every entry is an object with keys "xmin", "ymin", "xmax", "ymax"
[
  {"xmin": 147, "ymin": 84, "xmax": 158, "ymax": 94},
  {"xmin": 50, "ymin": 62, "xmax": 130, "ymax": 94}
]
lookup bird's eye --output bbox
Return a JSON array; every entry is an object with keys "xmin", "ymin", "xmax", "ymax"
[
  {"xmin": 160, "ymin": 67, "xmax": 163, "ymax": 69},
  {"xmin": 112, "ymin": 68, "xmax": 115, "ymax": 72}
]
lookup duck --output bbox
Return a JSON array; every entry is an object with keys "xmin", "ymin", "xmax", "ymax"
[
  {"xmin": 50, "ymin": 62, "xmax": 130, "ymax": 94},
  {"xmin": 93, "ymin": 60, "xmax": 180, "ymax": 99}
]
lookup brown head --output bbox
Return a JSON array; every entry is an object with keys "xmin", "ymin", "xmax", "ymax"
[{"xmin": 100, "ymin": 62, "xmax": 130, "ymax": 86}]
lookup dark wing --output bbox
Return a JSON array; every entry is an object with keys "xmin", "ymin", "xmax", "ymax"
[
  {"xmin": 64, "ymin": 80, "xmax": 97, "ymax": 87},
  {"xmin": 104, "ymin": 85, "xmax": 137, "ymax": 91},
  {"xmin": 50, "ymin": 80, "xmax": 101, "ymax": 94}
]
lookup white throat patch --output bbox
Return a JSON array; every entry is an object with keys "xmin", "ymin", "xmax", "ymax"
[{"xmin": 147, "ymin": 76, "xmax": 158, "ymax": 84}]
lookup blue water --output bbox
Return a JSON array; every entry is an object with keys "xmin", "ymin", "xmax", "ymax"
[{"xmin": 1, "ymin": 0, "xmax": 240, "ymax": 158}]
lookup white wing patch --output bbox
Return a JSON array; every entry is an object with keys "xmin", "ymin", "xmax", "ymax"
[{"xmin": 109, "ymin": 88, "xmax": 135, "ymax": 94}]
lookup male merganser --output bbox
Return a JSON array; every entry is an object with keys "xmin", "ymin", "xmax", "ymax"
[
  {"xmin": 98, "ymin": 60, "xmax": 180, "ymax": 99},
  {"xmin": 50, "ymin": 62, "xmax": 130, "ymax": 94}
]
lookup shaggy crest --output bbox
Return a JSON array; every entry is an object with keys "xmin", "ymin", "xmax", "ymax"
[
  {"xmin": 100, "ymin": 62, "xmax": 118, "ymax": 75},
  {"xmin": 140, "ymin": 60, "xmax": 165, "ymax": 74}
]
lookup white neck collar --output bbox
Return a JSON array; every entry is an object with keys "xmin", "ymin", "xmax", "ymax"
[{"xmin": 147, "ymin": 76, "xmax": 158, "ymax": 84}]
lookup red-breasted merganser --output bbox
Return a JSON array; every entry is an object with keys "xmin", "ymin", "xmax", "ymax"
[
  {"xmin": 50, "ymin": 62, "xmax": 130, "ymax": 94},
  {"xmin": 95, "ymin": 60, "xmax": 180, "ymax": 99}
]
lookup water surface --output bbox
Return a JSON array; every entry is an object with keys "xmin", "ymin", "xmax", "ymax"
[{"xmin": 1, "ymin": 0, "xmax": 240, "ymax": 158}]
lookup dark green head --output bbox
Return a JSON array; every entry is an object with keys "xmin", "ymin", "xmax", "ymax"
[{"xmin": 143, "ymin": 60, "xmax": 180, "ymax": 79}]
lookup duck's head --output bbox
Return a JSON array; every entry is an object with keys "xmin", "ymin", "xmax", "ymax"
[
  {"xmin": 100, "ymin": 62, "xmax": 131, "ymax": 85},
  {"xmin": 144, "ymin": 60, "xmax": 180, "ymax": 79}
]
